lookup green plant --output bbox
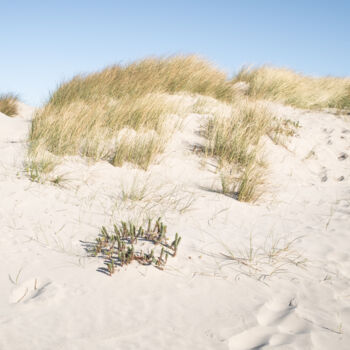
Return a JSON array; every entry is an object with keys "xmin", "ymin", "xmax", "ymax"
[
  {"xmin": 49, "ymin": 174, "xmax": 69, "ymax": 187},
  {"xmin": 0, "ymin": 93, "xmax": 18, "ymax": 116},
  {"xmin": 88, "ymin": 218, "xmax": 181, "ymax": 276},
  {"xmin": 171, "ymin": 233, "xmax": 181, "ymax": 257},
  {"xmin": 24, "ymin": 158, "xmax": 57, "ymax": 183}
]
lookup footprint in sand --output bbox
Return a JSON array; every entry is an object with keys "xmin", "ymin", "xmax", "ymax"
[
  {"xmin": 338, "ymin": 152, "xmax": 348, "ymax": 161},
  {"xmin": 227, "ymin": 296, "xmax": 310, "ymax": 350},
  {"xmin": 319, "ymin": 167, "xmax": 328, "ymax": 183}
]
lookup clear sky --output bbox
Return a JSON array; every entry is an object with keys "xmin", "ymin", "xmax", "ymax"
[{"xmin": 1, "ymin": 0, "xmax": 349, "ymax": 106}]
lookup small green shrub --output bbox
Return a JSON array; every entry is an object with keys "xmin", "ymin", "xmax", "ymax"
[{"xmin": 87, "ymin": 218, "xmax": 181, "ymax": 276}]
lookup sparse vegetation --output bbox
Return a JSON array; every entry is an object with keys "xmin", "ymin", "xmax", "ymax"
[
  {"xmin": 0, "ymin": 93, "xmax": 18, "ymax": 116},
  {"xmin": 86, "ymin": 218, "xmax": 181, "ymax": 275},
  {"xmin": 234, "ymin": 66, "xmax": 350, "ymax": 110},
  {"xmin": 121, "ymin": 175, "xmax": 149, "ymax": 202},
  {"xmin": 24, "ymin": 157, "xmax": 58, "ymax": 183},
  {"xmin": 217, "ymin": 233, "xmax": 306, "ymax": 281},
  {"xmin": 115, "ymin": 178, "xmax": 195, "ymax": 221}
]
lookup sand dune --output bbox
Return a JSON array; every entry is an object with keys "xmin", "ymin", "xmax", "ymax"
[{"xmin": 0, "ymin": 99, "xmax": 349, "ymax": 349}]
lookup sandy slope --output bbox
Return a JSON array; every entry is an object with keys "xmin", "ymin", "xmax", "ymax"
[{"xmin": 0, "ymin": 101, "xmax": 349, "ymax": 349}]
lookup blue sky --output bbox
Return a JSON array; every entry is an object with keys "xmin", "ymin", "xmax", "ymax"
[{"xmin": 1, "ymin": 0, "xmax": 349, "ymax": 106}]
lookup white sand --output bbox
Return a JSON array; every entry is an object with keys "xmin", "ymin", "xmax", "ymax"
[{"xmin": 0, "ymin": 101, "xmax": 349, "ymax": 349}]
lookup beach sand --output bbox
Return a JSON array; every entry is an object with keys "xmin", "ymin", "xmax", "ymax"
[{"xmin": 0, "ymin": 100, "xmax": 349, "ymax": 349}]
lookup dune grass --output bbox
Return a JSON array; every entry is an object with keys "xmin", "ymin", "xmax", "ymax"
[
  {"xmin": 234, "ymin": 66, "xmax": 350, "ymax": 110},
  {"xmin": 48, "ymin": 55, "xmax": 234, "ymax": 105},
  {"xmin": 0, "ymin": 93, "xmax": 18, "ymax": 117},
  {"xmin": 199, "ymin": 98, "xmax": 297, "ymax": 202},
  {"xmin": 29, "ymin": 56, "xmax": 343, "ymax": 202},
  {"xmin": 29, "ymin": 55, "xmax": 237, "ymax": 170},
  {"xmin": 204, "ymin": 101, "xmax": 270, "ymax": 202},
  {"xmin": 30, "ymin": 93, "xmax": 184, "ymax": 169}
]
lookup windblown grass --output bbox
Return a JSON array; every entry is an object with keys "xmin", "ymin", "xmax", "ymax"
[
  {"xmin": 49, "ymin": 55, "xmax": 234, "ymax": 105},
  {"xmin": 30, "ymin": 55, "xmax": 236, "ymax": 170},
  {"xmin": 0, "ymin": 93, "xmax": 18, "ymax": 117},
  {"xmin": 201, "ymin": 98, "xmax": 295, "ymax": 202},
  {"xmin": 234, "ymin": 66, "xmax": 350, "ymax": 110},
  {"xmin": 31, "ymin": 93, "xmax": 183, "ymax": 169}
]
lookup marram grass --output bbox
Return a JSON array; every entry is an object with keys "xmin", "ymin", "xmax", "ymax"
[
  {"xmin": 29, "ymin": 55, "xmax": 237, "ymax": 170},
  {"xmin": 28, "ymin": 56, "xmax": 346, "ymax": 202},
  {"xmin": 0, "ymin": 93, "xmax": 18, "ymax": 117},
  {"xmin": 234, "ymin": 66, "xmax": 350, "ymax": 110},
  {"xmin": 201, "ymin": 98, "xmax": 297, "ymax": 202}
]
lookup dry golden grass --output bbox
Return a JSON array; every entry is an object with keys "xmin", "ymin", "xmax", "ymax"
[
  {"xmin": 0, "ymin": 93, "xmax": 18, "ymax": 116},
  {"xmin": 49, "ymin": 55, "xmax": 235, "ymax": 105},
  {"xmin": 199, "ymin": 97, "xmax": 296, "ymax": 202},
  {"xmin": 234, "ymin": 66, "xmax": 350, "ymax": 110},
  {"xmin": 204, "ymin": 100, "xmax": 270, "ymax": 202},
  {"xmin": 31, "ymin": 93, "xmax": 184, "ymax": 169},
  {"xmin": 30, "ymin": 55, "xmax": 237, "ymax": 170},
  {"xmin": 30, "ymin": 57, "xmax": 344, "ymax": 202}
]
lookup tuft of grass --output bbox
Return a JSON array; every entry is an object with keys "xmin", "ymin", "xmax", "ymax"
[
  {"xmin": 121, "ymin": 175, "xmax": 149, "ymax": 202},
  {"xmin": 204, "ymin": 101, "xmax": 272, "ymax": 167},
  {"xmin": 30, "ymin": 56, "xmax": 237, "ymax": 170},
  {"xmin": 200, "ymin": 97, "xmax": 299, "ymax": 202},
  {"xmin": 0, "ymin": 93, "xmax": 18, "ymax": 117},
  {"xmin": 234, "ymin": 163, "xmax": 266, "ymax": 202},
  {"xmin": 234, "ymin": 65, "xmax": 350, "ymax": 110},
  {"xmin": 24, "ymin": 155, "xmax": 58, "ymax": 183},
  {"xmin": 203, "ymin": 100, "xmax": 282, "ymax": 202}
]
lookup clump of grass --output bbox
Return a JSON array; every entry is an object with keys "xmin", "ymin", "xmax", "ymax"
[
  {"xmin": 23, "ymin": 149, "xmax": 59, "ymax": 184},
  {"xmin": 0, "ymin": 93, "xmax": 18, "ymax": 117},
  {"xmin": 30, "ymin": 56, "xmax": 237, "ymax": 170},
  {"xmin": 121, "ymin": 175, "xmax": 149, "ymax": 202},
  {"xmin": 204, "ymin": 100, "xmax": 281, "ymax": 202},
  {"xmin": 200, "ymin": 97, "xmax": 299, "ymax": 202},
  {"xmin": 221, "ymin": 163, "xmax": 266, "ymax": 202},
  {"xmin": 24, "ymin": 158, "xmax": 56, "ymax": 183},
  {"xmin": 234, "ymin": 66, "xmax": 350, "ymax": 110},
  {"xmin": 205, "ymin": 102, "xmax": 273, "ymax": 167},
  {"xmin": 86, "ymin": 218, "xmax": 181, "ymax": 276}
]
